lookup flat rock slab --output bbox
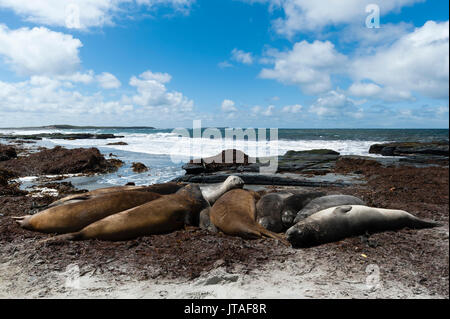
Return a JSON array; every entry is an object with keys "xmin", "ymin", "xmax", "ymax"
[{"xmin": 173, "ymin": 171, "xmax": 365, "ymax": 187}]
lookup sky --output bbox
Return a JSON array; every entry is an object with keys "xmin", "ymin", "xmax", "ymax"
[{"xmin": 0, "ymin": 0, "xmax": 448, "ymax": 128}]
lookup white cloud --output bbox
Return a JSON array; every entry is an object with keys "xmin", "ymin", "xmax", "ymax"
[
  {"xmin": 251, "ymin": 105, "xmax": 274, "ymax": 116},
  {"xmin": 218, "ymin": 61, "xmax": 233, "ymax": 69},
  {"xmin": 96, "ymin": 72, "xmax": 121, "ymax": 89},
  {"xmin": 128, "ymin": 70, "xmax": 193, "ymax": 112},
  {"xmin": 0, "ymin": 0, "xmax": 196, "ymax": 29},
  {"xmin": 309, "ymin": 90, "xmax": 362, "ymax": 118},
  {"xmin": 351, "ymin": 20, "xmax": 449, "ymax": 100},
  {"xmin": 0, "ymin": 70, "xmax": 193, "ymax": 118},
  {"xmin": 348, "ymin": 82, "xmax": 382, "ymax": 98},
  {"xmin": 221, "ymin": 99, "xmax": 237, "ymax": 112},
  {"xmin": 282, "ymin": 104, "xmax": 303, "ymax": 113},
  {"xmin": 231, "ymin": 48, "xmax": 254, "ymax": 65},
  {"xmin": 0, "ymin": 76, "xmax": 130, "ymax": 114},
  {"xmin": 260, "ymin": 40, "xmax": 347, "ymax": 94},
  {"xmin": 249, "ymin": 0, "xmax": 423, "ymax": 37},
  {"xmin": 0, "ymin": 25, "xmax": 82, "ymax": 76}
]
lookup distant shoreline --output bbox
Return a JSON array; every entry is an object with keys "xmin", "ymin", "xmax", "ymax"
[
  {"xmin": 0, "ymin": 125, "xmax": 448, "ymax": 130},
  {"xmin": 0, "ymin": 125, "xmax": 156, "ymax": 130}
]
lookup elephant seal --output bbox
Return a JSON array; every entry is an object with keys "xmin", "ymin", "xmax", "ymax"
[
  {"xmin": 256, "ymin": 191, "xmax": 326, "ymax": 232},
  {"xmin": 199, "ymin": 207, "xmax": 219, "ymax": 233},
  {"xmin": 294, "ymin": 194, "xmax": 365, "ymax": 223},
  {"xmin": 200, "ymin": 176, "xmax": 244, "ymax": 205},
  {"xmin": 280, "ymin": 192, "xmax": 326, "ymax": 229},
  {"xmin": 209, "ymin": 189, "xmax": 289, "ymax": 246},
  {"xmin": 286, "ymin": 205, "xmax": 441, "ymax": 248},
  {"xmin": 256, "ymin": 192, "xmax": 293, "ymax": 233},
  {"xmin": 42, "ymin": 184, "xmax": 208, "ymax": 242},
  {"xmin": 14, "ymin": 191, "xmax": 162, "ymax": 234},
  {"xmin": 47, "ymin": 182, "xmax": 184, "ymax": 208}
]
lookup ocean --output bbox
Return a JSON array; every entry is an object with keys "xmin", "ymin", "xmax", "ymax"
[{"xmin": 1, "ymin": 128, "xmax": 448, "ymax": 189}]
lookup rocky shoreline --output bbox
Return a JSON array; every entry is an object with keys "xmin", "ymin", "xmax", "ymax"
[{"xmin": 0, "ymin": 139, "xmax": 448, "ymax": 298}]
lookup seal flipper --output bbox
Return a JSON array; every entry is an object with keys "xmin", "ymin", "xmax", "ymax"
[
  {"xmin": 255, "ymin": 224, "xmax": 290, "ymax": 246},
  {"xmin": 333, "ymin": 206, "xmax": 352, "ymax": 214},
  {"xmin": 39, "ymin": 232, "xmax": 83, "ymax": 245},
  {"xmin": 407, "ymin": 217, "xmax": 442, "ymax": 229}
]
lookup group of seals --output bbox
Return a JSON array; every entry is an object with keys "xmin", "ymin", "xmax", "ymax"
[
  {"xmin": 286, "ymin": 205, "xmax": 441, "ymax": 248},
  {"xmin": 48, "ymin": 184, "xmax": 209, "ymax": 242},
  {"xmin": 255, "ymin": 191, "xmax": 326, "ymax": 232},
  {"xmin": 23, "ymin": 176, "xmax": 244, "ymax": 243},
  {"xmin": 14, "ymin": 175, "xmax": 441, "ymax": 248}
]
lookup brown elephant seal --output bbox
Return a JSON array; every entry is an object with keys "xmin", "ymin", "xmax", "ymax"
[
  {"xmin": 199, "ymin": 207, "xmax": 219, "ymax": 233},
  {"xmin": 286, "ymin": 205, "xmax": 441, "ymax": 248},
  {"xmin": 294, "ymin": 194, "xmax": 365, "ymax": 223},
  {"xmin": 14, "ymin": 191, "xmax": 162, "ymax": 234},
  {"xmin": 47, "ymin": 182, "xmax": 184, "ymax": 208},
  {"xmin": 256, "ymin": 191, "xmax": 326, "ymax": 232},
  {"xmin": 42, "ymin": 184, "xmax": 208, "ymax": 242},
  {"xmin": 209, "ymin": 189, "xmax": 289, "ymax": 246},
  {"xmin": 200, "ymin": 176, "xmax": 245, "ymax": 205}
]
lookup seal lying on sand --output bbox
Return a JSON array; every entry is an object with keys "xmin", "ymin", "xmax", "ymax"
[
  {"xmin": 256, "ymin": 192, "xmax": 293, "ymax": 233},
  {"xmin": 294, "ymin": 194, "xmax": 365, "ymax": 223},
  {"xmin": 256, "ymin": 192, "xmax": 326, "ymax": 232},
  {"xmin": 47, "ymin": 182, "xmax": 184, "ymax": 208},
  {"xmin": 41, "ymin": 184, "xmax": 208, "ymax": 242},
  {"xmin": 200, "ymin": 176, "xmax": 244, "ymax": 205},
  {"xmin": 209, "ymin": 189, "xmax": 289, "ymax": 246},
  {"xmin": 286, "ymin": 205, "xmax": 441, "ymax": 248},
  {"xmin": 281, "ymin": 192, "xmax": 326, "ymax": 228},
  {"xmin": 14, "ymin": 191, "xmax": 162, "ymax": 234}
]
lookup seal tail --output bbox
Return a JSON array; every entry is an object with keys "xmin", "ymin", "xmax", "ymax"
[
  {"xmin": 409, "ymin": 217, "xmax": 442, "ymax": 229},
  {"xmin": 38, "ymin": 232, "xmax": 83, "ymax": 245},
  {"xmin": 256, "ymin": 224, "xmax": 290, "ymax": 246},
  {"xmin": 13, "ymin": 215, "xmax": 32, "ymax": 229}
]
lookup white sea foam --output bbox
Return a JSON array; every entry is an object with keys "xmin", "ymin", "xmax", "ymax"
[{"xmin": 52, "ymin": 131, "xmax": 382, "ymax": 160}]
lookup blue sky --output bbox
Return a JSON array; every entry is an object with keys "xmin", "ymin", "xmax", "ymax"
[{"xmin": 0, "ymin": 0, "xmax": 448, "ymax": 128}]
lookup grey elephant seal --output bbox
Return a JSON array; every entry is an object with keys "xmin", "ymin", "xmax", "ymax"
[
  {"xmin": 200, "ymin": 175, "xmax": 244, "ymax": 205},
  {"xmin": 42, "ymin": 184, "xmax": 208, "ymax": 242},
  {"xmin": 209, "ymin": 189, "xmax": 289, "ymax": 245},
  {"xmin": 199, "ymin": 207, "xmax": 219, "ymax": 233},
  {"xmin": 14, "ymin": 191, "xmax": 162, "ymax": 234},
  {"xmin": 281, "ymin": 192, "xmax": 326, "ymax": 228},
  {"xmin": 47, "ymin": 182, "xmax": 184, "ymax": 208},
  {"xmin": 286, "ymin": 205, "xmax": 441, "ymax": 248},
  {"xmin": 294, "ymin": 194, "xmax": 365, "ymax": 223},
  {"xmin": 256, "ymin": 192, "xmax": 326, "ymax": 232},
  {"xmin": 256, "ymin": 192, "xmax": 293, "ymax": 233}
]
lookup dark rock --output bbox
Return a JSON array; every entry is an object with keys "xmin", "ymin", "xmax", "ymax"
[
  {"xmin": 132, "ymin": 162, "xmax": 148, "ymax": 173},
  {"xmin": 283, "ymin": 149, "xmax": 340, "ymax": 157},
  {"xmin": 173, "ymin": 173, "xmax": 352, "ymax": 187},
  {"xmin": 183, "ymin": 149, "xmax": 255, "ymax": 174},
  {"xmin": 0, "ymin": 144, "xmax": 17, "ymax": 161},
  {"xmin": 0, "ymin": 146, "xmax": 122, "ymax": 176},
  {"xmin": 107, "ymin": 142, "xmax": 128, "ymax": 145},
  {"xmin": 369, "ymin": 141, "xmax": 449, "ymax": 157}
]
